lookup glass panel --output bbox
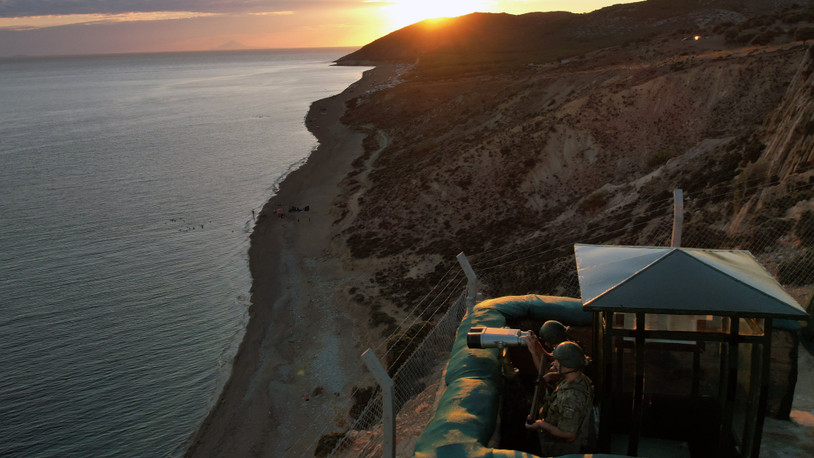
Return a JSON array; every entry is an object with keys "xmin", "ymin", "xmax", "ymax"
[
  {"xmin": 732, "ymin": 341, "xmax": 757, "ymax": 450},
  {"xmin": 739, "ymin": 317, "xmax": 765, "ymax": 336},
  {"xmin": 616, "ymin": 313, "xmax": 725, "ymax": 332}
]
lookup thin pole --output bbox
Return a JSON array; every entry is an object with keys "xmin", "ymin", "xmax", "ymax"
[
  {"xmin": 671, "ymin": 189, "xmax": 684, "ymax": 248},
  {"xmin": 628, "ymin": 312, "xmax": 646, "ymax": 456},
  {"xmin": 362, "ymin": 349, "xmax": 395, "ymax": 458},
  {"xmin": 750, "ymin": 319, "xmax": 773, "ymax": 457},
  {"xmin": 719, "ymin": 317, "xmax": 740, "ymax": 454},
  {"xmin": 599, "ymin": 311, "xmax": 614, "ymax": 452},
  {"xmin": 457, "ymin": 252, "xmax": 478, "ymax": 312}
]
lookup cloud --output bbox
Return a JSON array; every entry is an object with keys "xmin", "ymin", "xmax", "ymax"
[
  {"xmin": 0, "ymin": 1, "xmax": 331, "ymax": 30},
  {"xmin": 0, "ymin": 11, "xmax": 230, "ymax": 30},
  {"xmin": 249, "ymin": 11, "xmax": 295, "ymax": 16},
  {"xmin": 0, "ymin": 11, "xmax": 223, "ymax": 30},
  {"xmin": 0, "ymin": 1, "xmax": 364, "ymax": 18}
]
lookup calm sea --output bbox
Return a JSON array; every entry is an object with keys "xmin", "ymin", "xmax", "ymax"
[{"xmin": 0, "ymin": 49, "xmax": 366, "ymax": 457}]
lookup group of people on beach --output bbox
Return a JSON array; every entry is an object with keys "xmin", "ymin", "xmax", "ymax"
[
  {"xmin": 269, "ymin": 205, "xmax": 310, "ymax": 219},
  {"xmin": 522, "ymin": 321, "xmax": 595, "ymax": 456}
]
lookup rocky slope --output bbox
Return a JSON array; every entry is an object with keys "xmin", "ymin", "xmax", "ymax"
[{"xmin": 329, "ymin": 4, "xmax": 814, "ymax": 335}]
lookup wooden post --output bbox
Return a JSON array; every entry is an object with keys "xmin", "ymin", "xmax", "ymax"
[
  {"xmin": 671, "ymin": 189, "xmax": 684, "ymax": 248},
  {"xmin": 457, "ymin": 252, "xmax": 478, "ymax": 312},
  {"xmin": 362, "ymin": 349, "xmax": 395, "ymax": 458}
]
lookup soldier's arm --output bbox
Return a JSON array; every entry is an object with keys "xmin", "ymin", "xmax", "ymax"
[
  {"xmin": 536, "ymin": 419, "xmax": 578, "ymax": 441},
  {"xmin": 525, "ymin": 333, "xmax": 545, "ymax": 372}
]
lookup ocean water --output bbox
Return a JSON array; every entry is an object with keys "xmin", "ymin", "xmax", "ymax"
[{"xmin": 0, "ymin": 49, "xmax": 366, "ymax": 457}]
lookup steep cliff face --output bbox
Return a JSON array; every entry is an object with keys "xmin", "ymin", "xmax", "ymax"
[
  {"xmin": 763, "ymin": 46, "xmax": 814, "ymax": 180},
  {"xmin": 331, "ymin": 6, "xmax": 814, "ymax": 317},
  {"xmin": 728, "ymin": 45, "xmax": 814, "ymax": 268}
]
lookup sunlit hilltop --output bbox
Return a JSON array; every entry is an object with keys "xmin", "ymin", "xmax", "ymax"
[{"xmin": 382, "ymin": 0, "xmax": 488, "ymax": 29}]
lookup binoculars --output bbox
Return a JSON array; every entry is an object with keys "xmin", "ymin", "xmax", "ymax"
[{"xmin": 466, "ymin": 327, "xmax": 533, "ymax": 349}]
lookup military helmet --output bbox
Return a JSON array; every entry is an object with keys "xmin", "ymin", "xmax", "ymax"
[
  {"xmin": 552, "ymin": 341, "xmax": 587, "ymax": 369},
  {"xmin": 539, "ymin": 320, "xmax": 568, "ymax": 346}
]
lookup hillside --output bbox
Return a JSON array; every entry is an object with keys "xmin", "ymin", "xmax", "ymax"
[
  {"xmin": 337, "ymin": 0, "xmax": 814, "ymax": 69},
  {"xmin": 329, "ymin": 2, "xmax": 814, "ymax": 337}
]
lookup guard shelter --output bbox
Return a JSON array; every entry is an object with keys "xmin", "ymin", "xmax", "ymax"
[{"xmin": 575, "ymin": 244, "xmax": 809, "ymax": 458}]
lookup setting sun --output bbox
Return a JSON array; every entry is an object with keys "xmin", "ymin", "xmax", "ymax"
[{"xmin": 382, "ymin": 0, "xmax": 491, "ymax": 29}]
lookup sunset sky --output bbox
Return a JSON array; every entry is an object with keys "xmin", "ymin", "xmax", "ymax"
[{"xmin": 0, "ymin": 1, "xmax": 638, "ymax": 57}]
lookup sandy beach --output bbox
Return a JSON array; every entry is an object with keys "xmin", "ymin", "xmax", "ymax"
[{"xmin": 186, "ymin": 64, "xmax": 397, "ymax": 457}]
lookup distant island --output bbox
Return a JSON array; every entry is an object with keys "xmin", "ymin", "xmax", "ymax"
[{"xmin": 216, "ymin": 40, "xmax": 250, "ymax": 51}]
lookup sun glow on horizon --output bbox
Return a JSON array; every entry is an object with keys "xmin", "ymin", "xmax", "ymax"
[{"xmin": 381, "ymin": 0, "xmax": 494, "ymax": 30}]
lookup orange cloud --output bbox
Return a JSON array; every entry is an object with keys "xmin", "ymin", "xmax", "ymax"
[{"xmin": 0, "ymin": 11, "xmax": 219, "ymax": 30}]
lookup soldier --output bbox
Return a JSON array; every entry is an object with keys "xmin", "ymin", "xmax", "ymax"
[
  {"xmin": 524, "ymin": 341, "xmax": 594, "ymax": 455},
  {"xmin": 525, "ymin": 320, "xmax": 570, "ymax": 377}
]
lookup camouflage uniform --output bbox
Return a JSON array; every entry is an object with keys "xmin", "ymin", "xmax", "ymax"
[{"xmin": 537, "ymin": 372, "xmax": 594, "ymax": 456}]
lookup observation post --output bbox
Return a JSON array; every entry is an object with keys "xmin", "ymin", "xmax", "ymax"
[{"xmin": 575, "ymin": 244, "xmax": 809, "ymax": 458}]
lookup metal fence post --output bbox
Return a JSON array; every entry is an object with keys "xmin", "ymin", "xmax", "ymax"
[
  {"xmin": 456, "ymin": 252, "xmax": 479, "ymax": 312},
  {"xmin": 361, "ymin": 349, "xmax": 395, "ymax": 458},
  {"xmin": 672, "ymin": 188, "xmax": 684, "ymax": 248}
]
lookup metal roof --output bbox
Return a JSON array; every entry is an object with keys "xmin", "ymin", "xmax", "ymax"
[{"xmin": 574, "ymin": 244, "xmax": 808, "ymax": 319}]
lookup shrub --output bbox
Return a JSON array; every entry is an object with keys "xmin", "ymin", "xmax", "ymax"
[
  {"xmin": 386, "ymin": 321, "xmax": 433, "ymax": 376},
  {"xmin": 777, "ymin": 249, "xmax": 814, "ymax": 285},
  {"xmin": 751, "ymin": 30, "xmax": 777, "ymax": 45},
  {"xmin": 742, "ymin": 140, "xmax": 764, "ymax": 163},
  {"xmin": 578, "ymin": 190, "xmax": 609, "ymax": 214},
  {"xmin": 647, "ymin": 149, "xmax": 676, "ymax": 167},
  {"xmin": 794, "ymin": 26, "xmax": 814, "ymax": 41},
  {"xmin": 349, "ymin": 385, "xmax": 376, "ymax": 421},
  {"xmin": 682, "ymin": 224, "xmax": 731, "ymax": 249},
  {"xmin": 743, "ymin": 217, "xmax": 793, "ymax": 252},
  {"xmin": 735, "ymin": 30, "xmax": 758, "ymax": 43},
  {"xmin": 795, "ymin": 211, "xmax": 814, "ymax": 246},
  {"xmin": 370, "ymin": 309, "xmax": 398, "ymax": 336},
  {"xmin": 733, "ymin": 159, "xmax": 770, "ymax": 209},
  {"xmin": 315, "ymin": 432, "xmax": 346, "ymax": 457}
]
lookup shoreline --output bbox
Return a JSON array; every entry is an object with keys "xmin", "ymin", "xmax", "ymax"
[{"xmin": 186, "ymin": 64, "xmax": 396, "ymax": 457}]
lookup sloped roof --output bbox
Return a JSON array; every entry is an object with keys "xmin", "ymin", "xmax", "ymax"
[{"xmin": 574, "ymin": 244, "xmax": 808, "ymax": 319}]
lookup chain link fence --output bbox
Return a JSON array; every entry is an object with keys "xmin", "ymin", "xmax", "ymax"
[
  {"xmin": 313, "ymin": 179, "xmax": 813, "ymax": 457},
  {"xmin": 328, "ymin": 292, "xmax": 468, "ymax": 457}
]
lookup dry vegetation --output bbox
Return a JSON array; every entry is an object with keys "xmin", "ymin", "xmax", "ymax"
[
  {"xmin": 320, "ymin": 4, "xmax": 814, "ymax": 451},
  {"xmin": 335, "ymin": 9, "xmax": 814, "ymax": 326}
]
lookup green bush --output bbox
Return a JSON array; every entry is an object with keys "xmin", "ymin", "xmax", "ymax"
[
  {"xmin": 647, "ymin": 149, "xmax": 676, "ymax": 167},
  {"xmin": 386, "ymin": 321, "xmax": 433, "ymax": 376},
  {"xmin": 370, "ymin": 309, "xmax": 398, "ymax": 336},
  {"xmin": 315, "ymin": 432, "xmax": 346, "ymax": 457},
  {"xmin": 578, "ymin": 190, "xmax": 609, "ymax": 214}
]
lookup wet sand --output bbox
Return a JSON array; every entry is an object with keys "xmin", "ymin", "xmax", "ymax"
[{"xmin": 186, "ymin": 65, "xmax": 396, "ymax": 457}]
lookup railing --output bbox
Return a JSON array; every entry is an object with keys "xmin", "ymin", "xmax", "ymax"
[{"xmin": 309, "ymin": 179, "xmax": 813, "ymax": 457}]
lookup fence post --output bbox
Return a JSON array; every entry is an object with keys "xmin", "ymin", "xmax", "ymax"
[
  {"xmin": 457, "ymin": 252, "xmax": 479, "ymax": 312},
  {"xmin": 672, "ymin": 188, "xmax": 684, "ymax": 248},
  {"xmin": 361, "ymin": 349, "xmax": 395, "ymax": 458}
]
